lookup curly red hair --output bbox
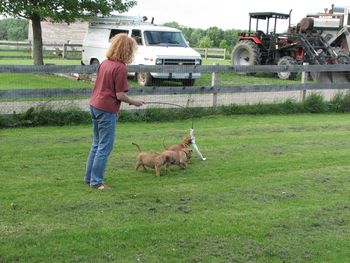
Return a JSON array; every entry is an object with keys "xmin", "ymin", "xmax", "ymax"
[{"xmin": 106, "ymin": 34, "xmax": 137, "ymax": 64}]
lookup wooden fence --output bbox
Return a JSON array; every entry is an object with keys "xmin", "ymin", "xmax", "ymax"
[
  {"xmin": 194, "ymin": 48, "xmax": 227, "ymax": 60},
  {"xmin": 0, "ymin": 40, "xmax": 82, "ymax": 60},
  {"xmin": 0, "ymin": 64, "xmax": 350, "ymax": 113}
]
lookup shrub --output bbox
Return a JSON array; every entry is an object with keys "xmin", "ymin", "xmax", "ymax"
[
  {"xmin": 280, "ymin": 98, "xmax": 304, "ymax": 114},
  {"xmin": 302, "ymin": 93, "xmax": 328, "ymax": 113},
  {"xmin": 329, "ymin": 91, "xmax": 350, "ymax": 112},
  {"xmin": 0, "ymin": 106, "xmax": 90, "ymax": 128}
]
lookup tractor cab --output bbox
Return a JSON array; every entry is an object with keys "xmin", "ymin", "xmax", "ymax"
[
  {"xmin": 238, "ymin": 12, "xmax": 291, "ymax": 43},
  {"xmin": 248, "ymin": 12, "xmax": 290, "ymax": 35}
]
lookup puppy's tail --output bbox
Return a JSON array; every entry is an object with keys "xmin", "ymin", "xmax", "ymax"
[{"xmin": 132, "ymin": 142, "xmax": 142, "ymax": 152}]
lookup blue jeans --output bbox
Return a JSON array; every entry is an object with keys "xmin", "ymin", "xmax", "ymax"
[{"xmin": 84, "ymin": 106, "xmax": 117, "ymax": 186}]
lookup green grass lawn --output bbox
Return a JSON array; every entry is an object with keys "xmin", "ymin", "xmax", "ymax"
[
  {"xmin": 1, "ymin": 114, "xmax": 350, "ymax": 262},
  {"xmin": 0, "ymin": 58, "xmax": 82, "ymax": 65},
  {"xmin": 0, "ymin": 73, "xmax": 92, "ymax": 90}
]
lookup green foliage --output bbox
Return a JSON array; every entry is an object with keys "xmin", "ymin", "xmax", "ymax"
[
  {"xmin": 0, "ymin": 18, "xmax": 28, "ymax": 40},
  {"xmin": 329, "ymin": 91, "xmax": 350, "ymax": 112},
  {"xmin": 220, "ymin": 102, "xmax": 299, "ymax": 115},
  {"xmin": 206, "ymin": 26, "xmax": 224, "ymax": 47},
  {"xmin": 198, "ymin": 36, "xmax": 213, "ymax": 48},
  {"xmin": 0, "ymin": 106, "xmax": 91, "ymax": 128},
  {"xmin": 190, "ymin": 28, "xmax": 206, "ymax": 46},
  {"xmin": 219, "ymin": 39, "xmax": 228, "ymax": 49},
  {"xmin": 302, "ymin": 92, "xmax": 328, "ymax": 113},
  {"xmin": 162, "ymin": 21, "xmax": 241, "ymax": 50},
  {"xmin": 0, "ymin": 1, "xmax": 136, "ymax": 23}
]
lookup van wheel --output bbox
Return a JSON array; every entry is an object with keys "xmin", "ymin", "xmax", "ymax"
[
  {"xmin": 137, "ymin": 72, "xmax": 153, "ymax": 86},
  {"xmin": 91, "ymin": 59, "xmax": 100, "ymax": 66},
  {"xmin": 182, "ymin": 79, "xmax": 195, "ymax": 86}
]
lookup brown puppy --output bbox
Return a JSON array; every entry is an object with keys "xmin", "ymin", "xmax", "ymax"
[
  {"xmin": 154, "ymin": 147, "xmax": 192, "ymax": 176},
  {"xmin": 164, "ymin": 135, "xmax": 192, "ymax": 151},
  {"xmin": 132, "ymin": 142, "xmax": 160, "ymax": 172}
]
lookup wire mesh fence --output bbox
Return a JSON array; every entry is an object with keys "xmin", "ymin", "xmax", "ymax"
[{"xmin": 1, "ymin": 63, "xmax": 350, "ymax": 115}]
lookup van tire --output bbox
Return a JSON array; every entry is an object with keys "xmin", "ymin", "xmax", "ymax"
[
  {"xmin": 182, "ymin": 79, "xmax": 195, "ymax": 86},
  {"xmin": 90, "ymin": 59, "xmax": 100, "ymax": 66},
  {"xmin": 137, "ymin": 72, "xmax": 153, "ymax": 86}
]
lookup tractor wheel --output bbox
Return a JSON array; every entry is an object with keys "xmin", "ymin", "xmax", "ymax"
[
  {"xmin": 277, "ymin": 56, "xmax": 297, "ymax": 80},
  {"xmin": 333, "ymin": 47, "xmax": 350, "ymax": 65},
  {"xmin": 332, "ymin": 47, "xmax": 350, "ymax": 82},
  {"xmin": 231, "ymin": 40, "xmax": 261, "ymax": 74},
  {"xmin": 137, "ymin": 72, "xmax": 153, "ymax": 86}
]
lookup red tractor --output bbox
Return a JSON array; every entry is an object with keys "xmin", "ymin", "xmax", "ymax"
[{"xmin": 231, "ymin": 11, "xmax": 350, "ymax": 81}]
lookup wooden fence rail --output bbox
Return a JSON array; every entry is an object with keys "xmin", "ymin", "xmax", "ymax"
[
  {"xmin": 0, "ymin": 41, "xmax": 82, "ymax": 60},
  {"xmin": 1, "ymin": 64, "xmax": 350, "ymax": 74},
  {"xmin": 194, "ymin": 48, "xmax": 226, "ymax": 60},
  {"xmin": 0, "ymin": 64, "xmax": 350, "ymax": 74}
]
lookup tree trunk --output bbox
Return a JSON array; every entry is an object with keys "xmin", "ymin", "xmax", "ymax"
[{"xmin": 31, "ymin": 13, "xmax": 44, "ymax": 65}]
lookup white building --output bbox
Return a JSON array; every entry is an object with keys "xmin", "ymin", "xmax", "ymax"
[{"xmin": 28, "ymin": 20, "xmax": 88, "ymax": 44}]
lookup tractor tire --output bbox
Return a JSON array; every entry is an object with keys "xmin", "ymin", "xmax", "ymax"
[
  {"xmin": 333, "ymin": 47, "xmax": 350, "ymax": 82},
  {"xmin": 333, "ymin": 47, "xmax": 350, "ymax": 65},
  {"xmin": 277, "ymin": 56, "xmax": 297, "ymax": 80},
  {"xmin": 231, "ymin": 40, "xmax": 261, "ymax": 74}
]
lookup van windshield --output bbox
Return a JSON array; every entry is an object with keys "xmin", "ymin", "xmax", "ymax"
[{"xmin": 144, "ymin": 31, "xmax": 188, "ymax": 47}]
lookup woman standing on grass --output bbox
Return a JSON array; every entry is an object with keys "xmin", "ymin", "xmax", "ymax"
[{"xmin": 84, "ymin": 34, "xmax": 144, "ymax": 190}]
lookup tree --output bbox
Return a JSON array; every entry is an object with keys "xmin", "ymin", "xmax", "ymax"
[
  {"xmin": 163, "ymin": 21, "xmax": 181, "ymax": 30},
  {"xmin": 0, "ymin": 18, "xmax": 28, "ymax": 40},
  {"xmin": 206, "ymin": 27, "xmax": 224, "ymax": 47},
  {"xmin": 219, "ymin": 39, "xmax": 228, "ymax": 49},
  {"xmin": 0, "ymin": 0, "xmax": 136, "ymax": 65},
  {"xmin": 198, "ymin": 36, "xmax": 213, "ymax": 48},
  {"xmin": 190, "ymin": 28, "xmax": 206, "ymax": 47}
]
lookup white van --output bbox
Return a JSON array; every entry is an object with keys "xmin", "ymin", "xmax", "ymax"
[{"xmin": 81, "ymin": 16, "xmax": 202, "ymax": 86}]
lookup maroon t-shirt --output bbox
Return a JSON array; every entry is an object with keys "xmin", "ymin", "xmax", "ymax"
[{"xmin": 90, "ymin": 59, "xmax": 129, "ymax": 114}]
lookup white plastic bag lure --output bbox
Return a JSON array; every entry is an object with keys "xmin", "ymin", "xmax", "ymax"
[{"xmin": 190, "ymin": 128, "xmax": 206, "ymax": 160}]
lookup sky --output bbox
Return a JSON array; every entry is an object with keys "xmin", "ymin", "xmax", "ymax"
[{"xmin": 123, "ymin": 0, "xmax": 350, "ymax": 31}]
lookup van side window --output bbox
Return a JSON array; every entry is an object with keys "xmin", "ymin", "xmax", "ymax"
[
  {"xmin": 109, "ymin": 29, "xmax": 129, "ymax": 41},
  {"xmin": 131, "ymin": 30, "xmax": 143, "ymax": 45}
]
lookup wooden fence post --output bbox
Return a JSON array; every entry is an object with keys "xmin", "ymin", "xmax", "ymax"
[
  {"xmin": 300, "ymin": 62, "xmax": 308, "ymax": 101},
  {"xmin": 62, "ymin": 44, "xmax": 67, "ymax": 59},
  {"xmin": 211, "ymin": 63, "xmax": 219, "ymax": 107},
  {"xmin": 29, "ymin": 41, "xmax": 33, "ymax": 59}
]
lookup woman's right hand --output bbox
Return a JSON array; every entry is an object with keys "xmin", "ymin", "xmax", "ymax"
[{"xmin": 131, "ymin": 99, "xmax": 145, "ymax": 107}]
